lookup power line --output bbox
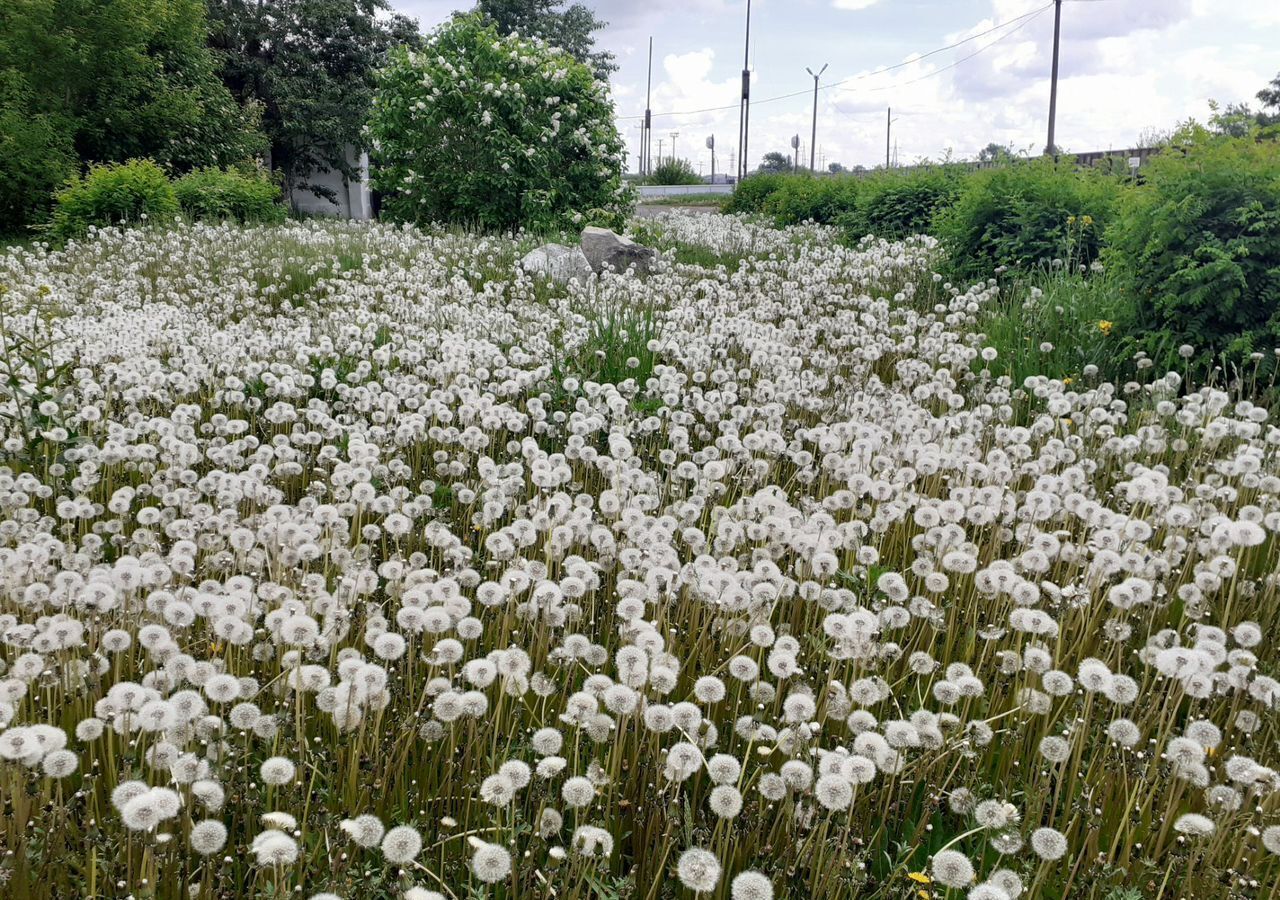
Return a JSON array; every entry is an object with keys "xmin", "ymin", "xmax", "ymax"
[{"xmin": 618, "ymin": 3, "xmax": 1053, "ymax": 122}]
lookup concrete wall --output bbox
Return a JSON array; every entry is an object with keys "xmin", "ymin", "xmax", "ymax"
[
  {"xmin": 637, "ymin": 183, "xmax": 736, "ymax": 198},
  {"xmin": 290, "ymin": 146, "xmax": 373, "ymax": 220}
]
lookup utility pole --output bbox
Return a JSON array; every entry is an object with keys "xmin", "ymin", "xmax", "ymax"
[
  {"xmin": 806, "ymin": 63, "xmax": 827, "ymax": 173},
  {"xmin": 706, "ymin": 135, "xmax": 716, "ymax": 182},
  {"xmin": 670, "ymin": 131, "xmax": 680, "ymax": 165},
  {"xmin": 644, "ymin": 37, "xmax": 654, "ymax": 176},
  {"xmin": 886, "ymin": 107, "xmax": 892, "ymax": 169},
  {"xmin": 738, "ymin": 0, "xmax": 752, "ymax": 180},
  {"xmin": 657, "ymin": 138, "xmax": 665, "ymax": 168},
  {"xmin": 1045, "ymin": 0, "xmax": 1063, "ymax": 156},
  {"xmin": 790, "ymin": 134, "xmax": 800, "ymax": 172}
]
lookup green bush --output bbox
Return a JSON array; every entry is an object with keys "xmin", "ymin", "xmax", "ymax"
[
  {"xmin": 760, "ymin": 176, "xmax": 860, "ymax": 226},
  {"xmin": 174, "ymin": 165, "xmax": 285, "ymax": 224},
  {"xmin": 369, "ymin": 13, "xmax": 631, "ymax": 233},
  {"xmin": 46, "ymin": 159, "xmax": 179, "ymax": 243},
  {"xmin": 934, "ymin": 157, "xmax": 1122, "ymax": 278},
  {"xmin": 1106, "ymin": 129, "xmax": 1280, "ymax": 377},
  {"xmin": 723, "ymin": 173, "xmax": 789, "ymax": 215},
  {"xmin": 836, "ymin": 167, "xmax": 962, "ymax": 240},
  {"xmin": 647, "ymin": 158, "xmax": 702, "ymax": 185}
]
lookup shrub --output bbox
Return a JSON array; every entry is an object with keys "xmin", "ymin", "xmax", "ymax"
[
  {"xmin": 46, "ymin": 159, "xmax": 179, "ymax": 243},
  {"xmin": 760, "ymin": 176, "xmax": 860, "ymax": 226},
  {"xmin": 648, "ymin": 158, "xmax": 702, "ymax": 185},
  {"xmin": 368, "ymin": 13, "xmax": 631, "ymax": 233},
  {"xmin": 934, "ymin": 157, "xmax": 1122, "ymax": 278},
  {"xmin": 836, "ymin": 167, "xmax": 962, "ymax": 240},
  {"xmin": 173, "ymin": 165, "xmax": 285, "ymax": 224},
  {"xmin": 722, "ymin": 173, "xmax": 789, "ymax": 215},
  {"xmin": 1106, "ymin": 129, "xmax": 1280, "ymax": 377}
]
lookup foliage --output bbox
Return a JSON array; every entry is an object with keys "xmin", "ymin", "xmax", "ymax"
[
  {"xmin": 0, "ymin": 76, "xmax": 76, "ymax": 237},
  {"xmin": 722, "ymin": 173, "xmax": 789, "ymax": 215},
  {"xmin": 1260, "ymin": 71, "xmax": 1280, "ymax": 126},
  {"xmin": 0, "ymin": 0, "xmax": 264, "ymax": 234},
  {"xmin": 1105, "ymin": 128, "xmax": 1280, "ymax": 379},
  {"xmin": 46, "ymin": 159, "xmax": 179, "ymax": 243},
  {"xmin": 647, "ymin": 158, "xmax": 702, "ymax": 185},
  {"xmin": 173, "ymin": 164, "xmax": 286, "ymax": 224},
  {"xmin": 369, "ymin": 13, "xmax": 631, "ymax": 233},
  {"xmin": 761, "ymin": 176, "xmax": 860, "ymax": 226},
  {"xmin": 977, "ymin": 141, "xmax": 1016, "ymax": 163},
  {"xmin": 758, "ymin": 151, "xmax": 795, "ymax": 174},
  {"xmin": 934, "ymin": 157, "xmax": 1123, "ymax": 279},
  {"xmin": 476, "ymin": 0, "xmax": 616, "ymax": 80},
  {"xmin": 206, "ymin": 0, "xmax": 421, "ymax": 207},
  {"xmin": 979, "ymin": 268, "xmax": 1135, "ymax": 387},
  {"xmin": 836, "ymin": 167, "xmax": 963, "ymax": 240}
]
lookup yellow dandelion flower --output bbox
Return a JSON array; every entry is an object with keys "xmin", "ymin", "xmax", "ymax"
[
  {"xmin": 1082, "ymin": 214, "xmax": 1094, "ymax": 225},
  {"xmin": 908, "ymin": 872, "xmax": 932, "ymax": 885},
  {"xmin": 1063, "ymin": 376, "xmax": 1073, "ymax": 385},
  {"xmin": 1098, "ymin": 320, "xmax": 1113, "ymax": 336},
  {"xmin": 1067, "ymin": 215, "xmax": 1076, "ymax": 225}
]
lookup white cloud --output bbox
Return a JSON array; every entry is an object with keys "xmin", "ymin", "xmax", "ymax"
[{"xmin": 832, "ymin": 0, "xmax": 882, "ymax": 10}]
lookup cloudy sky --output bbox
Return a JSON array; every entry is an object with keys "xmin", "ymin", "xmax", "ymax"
[{"xmin": 391, "ymin": 0, "xmax": 1279, "ymax": 173}]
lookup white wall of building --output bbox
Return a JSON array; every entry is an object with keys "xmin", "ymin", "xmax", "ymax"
[{"xmin": 290, "ymin": 146, "xmax": 373, "ymax": 220}]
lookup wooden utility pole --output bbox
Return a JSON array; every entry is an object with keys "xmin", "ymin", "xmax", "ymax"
[{"xmin": 1046, "ymin": 0, "xmax": 1063, "ymax": 155}]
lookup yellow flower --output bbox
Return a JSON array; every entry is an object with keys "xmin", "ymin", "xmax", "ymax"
[
  {"xmin": 1067, "ymin": 215, "xmax": 1076, "ymax": 225},
  {"xmin": 908, "ymin": 872, "xmax": 932, "ymax": 885},
  {"xmin": 1063, "ymin": 376, "xmax": 1073, "ymax": 385},
  {"xmin": 918, "ymin": 892, "xmax": 932, "ymax": 900},
  {"xmin": 1082, "ymin": 214, "xmax": 1094, "ymax": 225},
  {"xmin": 1098, "ymin": 320, "xmax": 1113, "ymax": 336}
]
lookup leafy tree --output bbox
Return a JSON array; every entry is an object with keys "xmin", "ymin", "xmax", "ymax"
[
  {"xmin": 475, "ymin": 0, "xmax": 616, "ymax": 79},
  {"xmin": 648, "ymin": 158, "xmax": 701, "ymax": 185},
  {"xmin": 827, "ymin": 162, "xmax": 848, "ymax": 174},
  {"xmin": 0, "ymin": 0, "xmax": 264, "ymax": 234},
  {"xmin": 368, "ymin": 13, "xmax": 631, "ymax": 233},
  {"xmin": 206, "ymin": 0, "xmax": 421, "ymax": 207},
  {"xmin": 1257, "ymin": 72, "xmax": 1280, "ymax": 128},
  {"xmin": 977, "ymin": 142, "xmax": 1015, "ymax": 163},
  {"xmin": 1208, "ymin": 100, "xmax": 1259, "ymax": 138},
  {"xmin": 758, "ymin": 152, "xmax": 794, "ymax": 175}
]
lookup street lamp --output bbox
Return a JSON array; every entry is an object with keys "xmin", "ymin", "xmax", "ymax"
[
  {"xmin": 670, "ymin": 131, "xmax": 680, "ymax": 165},
  {"xmin": 805, "ymin": 63, "xmax": 827, "ymax": 173}
]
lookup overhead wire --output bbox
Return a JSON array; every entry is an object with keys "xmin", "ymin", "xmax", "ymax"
[{"xmin": 617, "ymin": 2, "xmax": 1055, "ymax": 122}]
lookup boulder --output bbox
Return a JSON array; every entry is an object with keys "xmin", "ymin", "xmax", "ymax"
[
  {"xmin": 580, "ymin": 226, "xmax": 656, "ymax": 276},
  {"xmin": 519, "ymin": 243, "xmax": 593, "ymax": 286}
]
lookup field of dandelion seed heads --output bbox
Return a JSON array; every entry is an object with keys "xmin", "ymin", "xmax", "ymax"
[{"xmin": 1, "ymin": 214, "xmax": 1279, "ymax": 900}]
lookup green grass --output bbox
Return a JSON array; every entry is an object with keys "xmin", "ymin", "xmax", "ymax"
[
  {"xmin": 638, "ymin": 194, "xmax": 730, "ymax": 208},
  {"xmin": 977, "ymin": 267, "xmax": 1135, "ymax": 386}
]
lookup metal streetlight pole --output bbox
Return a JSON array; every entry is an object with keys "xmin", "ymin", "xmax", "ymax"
[
  {"xmin": 737, "ymin": 0, "xmax": 752, "ymax": 180},
  {"xmin": 670, "ymin": 131, "xmax": 679, "ymax": 165},
  {"xmin": 806, "ymin": 63, "xmax": 827, "ymax": 173},
  {"xmin": 1045, "ymin": 0, "xmax": 1063, "ymax": 155}
]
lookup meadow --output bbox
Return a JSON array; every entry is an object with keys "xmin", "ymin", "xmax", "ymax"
[{"xmin": 1, "ymin": 213, "xmax": 1278, "ymax": 900}]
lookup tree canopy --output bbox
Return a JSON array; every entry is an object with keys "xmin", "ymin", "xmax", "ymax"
[
  {"xmin": 0, "ymin": 0, "xmax": 263, "ymax": 234},
  {"xmin": 475, "ymin": 0, "xmax": 616, "ymax": 80},
  {"xmin": 206, "ymin": 0, "xmax": 422, "ymax": 206},
  {"xmin": 758, "ymin": 152, "xmax": 794, "ymax": 175}
]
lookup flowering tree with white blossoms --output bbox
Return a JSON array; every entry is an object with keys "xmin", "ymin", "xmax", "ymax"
[{"xmin": 368, "ymin": 13, "xmax": 632, "ymax": 233}]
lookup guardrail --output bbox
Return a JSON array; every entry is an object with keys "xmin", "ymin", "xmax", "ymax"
[{"xmin": 637, "ymin": 184, "xmax": 736, "ymax": 198}]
